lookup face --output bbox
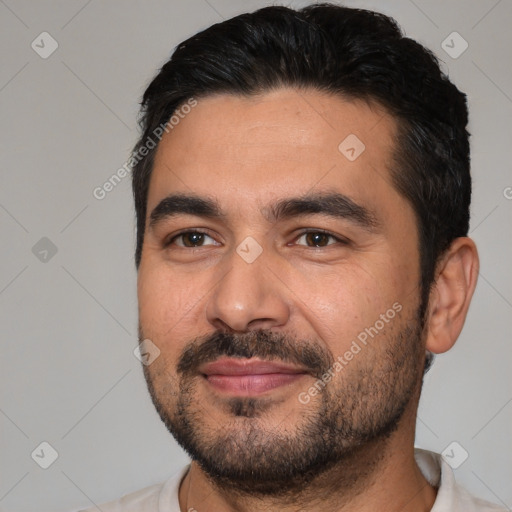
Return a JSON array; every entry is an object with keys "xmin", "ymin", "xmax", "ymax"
[{"xmin": 137, "ymin": 88, "xmax": 427, "ymax": 494}]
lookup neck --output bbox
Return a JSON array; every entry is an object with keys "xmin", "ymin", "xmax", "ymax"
[{"xmin": 178, "ymin": 411, "xmax": 437, "ymax": 512}]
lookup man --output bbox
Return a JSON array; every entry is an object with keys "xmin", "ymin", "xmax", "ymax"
[{"xmin": 82, "ymin": 3, "xmax": 505, "ymax": 511}]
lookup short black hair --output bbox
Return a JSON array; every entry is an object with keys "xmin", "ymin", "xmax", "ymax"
[{"xmin": 132, "ymin": 3, "xmax": 471, "ymax": 318}]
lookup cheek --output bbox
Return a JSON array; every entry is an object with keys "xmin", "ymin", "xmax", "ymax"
[
  {"xmin": 288, "ymin": 259, "xmax": 409, "ymax": 354},
  {"xmin": 138, "ymin": 264, "xmax": 194, "ymax": 334},
  {"xmin": 284, "ymin": 267, "xmax": 372, "ymax": 346},
  {"xmin": 137, "ymin": 260, "xmax": 216, "ymax": 361}
]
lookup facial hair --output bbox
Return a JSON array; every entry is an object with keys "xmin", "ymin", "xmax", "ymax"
[{"xmin": 141, "ymin": 315, "xmax": 425, "ymax": 498}]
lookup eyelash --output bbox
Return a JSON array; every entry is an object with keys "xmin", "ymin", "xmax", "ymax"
[
  {"xmin": 293, "ymin": 229, "xmax": 347, "ymax": 247},
  {"xmin": 166, "ymin": 230, "xmax": 218, "ymax": 248},
  {"xmin": 165, "ymin": 229, "xmax": 347, "ymax": 248}
]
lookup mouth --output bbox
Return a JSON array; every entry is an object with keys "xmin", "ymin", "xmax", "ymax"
[{"xmin": 199, "ymin": 357, "xmax": 309, "ymax": 396}]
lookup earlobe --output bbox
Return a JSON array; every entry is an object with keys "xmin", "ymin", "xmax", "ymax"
[{"xmin": 425, "ymin": 237, "xmax": 479, "ymax": 354}]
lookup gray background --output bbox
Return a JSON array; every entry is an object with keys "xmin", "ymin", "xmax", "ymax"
[{"xmin": 0, "ymin": 0, "xmax": 511, "ymax": 510}]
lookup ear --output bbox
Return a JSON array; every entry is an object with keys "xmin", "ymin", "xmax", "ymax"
[{"xmin": 425, "ymin": 237, "xmax": 479, "ymax": 354}]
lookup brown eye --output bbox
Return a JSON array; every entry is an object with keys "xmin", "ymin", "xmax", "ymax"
[
  {"xmin": 170, "ymin": 231, "xmax": 217, "ymax": 248},
  {"xmin": 296, "ymin": 231, "xmax": 338, "ymax": 247},
  {"xmin": 182, "ymin": 232, "xmax": 205, "ymax": 247}
]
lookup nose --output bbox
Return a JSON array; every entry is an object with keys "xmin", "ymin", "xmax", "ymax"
[{"xmin": 205, "ymin": 245, "xmax": 290, "ymax": 333}]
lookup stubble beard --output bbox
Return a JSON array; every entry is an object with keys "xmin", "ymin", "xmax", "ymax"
[{"xmin": 142, "ymin": 315, "xmax": 425, "ymax": 498}]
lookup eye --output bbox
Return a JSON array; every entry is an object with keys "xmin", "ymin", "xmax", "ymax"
[
  {"xmin": 294, "ymin": 230, "xmax": 344, "ymax": 247},
  {"xmin": 168, "ymin": 231, "xmax": 219, "ymax": 248}
]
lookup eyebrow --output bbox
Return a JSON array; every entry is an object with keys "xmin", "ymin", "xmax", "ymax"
[
  {"xmin": 149, "ymin": 195, "xmax": 224, "ymax": 229},
  {"xmin": 149, "ymin": 192, "xmax": 380, "ymax": 232},
  {"xmin": 266, "ymin": 192, "xmax": 379, "ymax": 231}
]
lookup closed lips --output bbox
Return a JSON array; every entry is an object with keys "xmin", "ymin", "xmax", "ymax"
[
  {"xmin": 199, "ymin": 358, "xmax": 308, "ymax": 376},
  {"xmin": 199, "ymin": 358, "xmax": 308, "ymax": 395}
]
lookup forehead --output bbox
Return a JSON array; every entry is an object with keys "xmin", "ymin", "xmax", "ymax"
[{"xmin": 148, "ymin": 88, "xmax": 404, "ymax": 220}]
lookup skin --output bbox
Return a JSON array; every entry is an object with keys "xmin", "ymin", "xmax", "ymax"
[{"xmin": 137, "ymin": 88, "xmax": 479, "ymax": 512}]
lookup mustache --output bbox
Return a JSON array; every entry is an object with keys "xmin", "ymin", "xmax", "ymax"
[{"xmin": 176, "ymin": 330, "xmax": 334, "ymax": 378}]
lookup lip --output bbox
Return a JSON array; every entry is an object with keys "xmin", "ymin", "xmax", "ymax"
[{"xmin": 199, "ymin": 358, "xmax": 308, "ymax": 395}]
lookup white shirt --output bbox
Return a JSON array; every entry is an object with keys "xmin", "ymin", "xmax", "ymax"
[{"xmin": 78, "ymin": 449, "xmax": 507, "ymax": 511}]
